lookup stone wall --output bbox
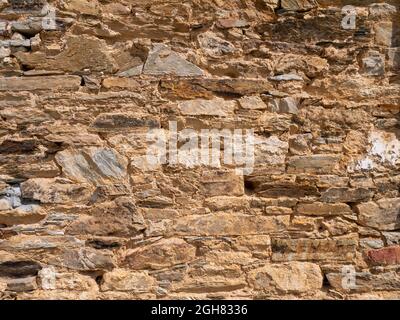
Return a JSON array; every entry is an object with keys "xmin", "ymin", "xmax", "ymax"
[{"xmin": 0, "ymin": 0, "xmax": 399, "ymax": 300}]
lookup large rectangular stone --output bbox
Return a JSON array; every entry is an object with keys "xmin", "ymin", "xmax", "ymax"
[
  {"xmin": 160, "ymin": 78, "xmax": 274, "ymax": 99},
  {"xmin": 0, "ymin": 76, "xmax": 81, "ymax": 91},
  {"xmin": 271, "ymin": 236, "xmax": 358, "ymax": 262},
  {"xmin": 327, "ymin": 271, "xmax": 400, "ymax": 293},
  {"xmin": 169, "ymin": 213, "xmax": 290, "ymax": 236}
]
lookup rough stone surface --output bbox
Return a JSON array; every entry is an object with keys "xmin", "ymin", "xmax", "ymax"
[
  {"xmin": 0, "ymin": 0, "xmax": 399, "ymax": 301},
  {"xmin": 356, "ymin": 198, "xmax": 400, "ymax": 231},
  {"xmin": 124, "ymin": 238, "xmax": 196, "ymax": 270},
  {"xmin": 248, "ymin": 262, "xmax": 323, "ymax": 293}
]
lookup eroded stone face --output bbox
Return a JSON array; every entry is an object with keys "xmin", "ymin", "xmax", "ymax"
[
  {"xmin": 143, "ymin": 44, "xmax": 204, "ymax": 77},
  {"xmin": 248, "ymin": 262, "xmax": 323, "ymax": 293},
  {"xmin": 356, "ymin": 198, "xmax": 400, "ymax": 231}
]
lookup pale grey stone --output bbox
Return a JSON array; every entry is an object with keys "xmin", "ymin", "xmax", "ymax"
[
  {"xmin": 279, "ymin": 97, "xmax": 299, "ymax": 114},
  {"xmin": 383, "ymin": 232, "xmax": 400, "ymax": 246}
]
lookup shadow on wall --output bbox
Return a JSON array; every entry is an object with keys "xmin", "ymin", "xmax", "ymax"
[{"xmin": 393, "ymin": 5, "xmax": 400, "ymax": 136}]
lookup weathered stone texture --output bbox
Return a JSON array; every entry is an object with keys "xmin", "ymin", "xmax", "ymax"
[{"xmin": 0, "ymin": 0, "xmax": 399, "ymax": 301}]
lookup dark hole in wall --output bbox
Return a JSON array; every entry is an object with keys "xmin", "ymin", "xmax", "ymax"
[{"xmin": 244, "ymin": 179, "xmax": 257, "ymax": 195}]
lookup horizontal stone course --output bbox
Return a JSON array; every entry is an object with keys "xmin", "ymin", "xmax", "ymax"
[{"xmin": 0, "ymin": 0, "xmax": 399, "ymax": 300}]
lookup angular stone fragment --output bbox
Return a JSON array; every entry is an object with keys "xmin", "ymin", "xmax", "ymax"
[
  {"xmin": 21, "ymin": 178, "xmax": 92, "ymax": 204},
  {"xmin": 90, "ymin": 184, "xmax": 131, "ymax": 202},
  {"xmin": 287, "ymin": 154, "xmax": 340, "ymax": 173},
  {"xmin": 0, "ymin": 76, "xmax": 81, "ymax": 91},
  {"xmin": 63, "ymin": 0, "xmax": 100, "ymax": 16},
  {"xmin": 248, "ymin": 262, "xmax": 323, "ymax": 293},
  {"xmin": 271, "ymin": 236, "xmax": 358, "ymax": 262},
  {"xmin": 101, "ymin": 269, "xmax": 155, "ymax": 292},
  {"xmin": 198, "ymin": 31, "xmax": 236, "ymax": 56},
  {"xmin": 124, "ymin": 238, "xmax": 196, "ymax": 270},
  {"xmin": 51, "ymin": 248, "xmax": 115, "ymax": 271},
  {"xmin": 143, "ymin": 44, "xmax": 203, "ymax": 77},
  {"xmin": 216, "ymin": 19, "xmax": 250, "ymax": 29},
  {"xmin": 170, "ymin": 213, "xmax": 290, "ymax": 236},
  {"xmin": 281, "ymin": 0, "xmax": 317, "ymax": 11},
  {"xmin": 321, "ymin": 188, "xmax": 373, "ymax": 203},
  {"xmin": 356, "ymin": 198, "xmax": 400, "ymax": 231},
  {"xmin": 369, "ymin": 3, "xmax": 397, "ymax": 18},
  {"xmin": 296, "ymin": 202, "xmax": 353, "ymax": 216},
  {"xmin": 366, "ymin": 246, "xmax": 400, "ymax": 266},
  {"xmin": 55, "ymin": 148, "xmax": 128, "ymax": 186},
  {"xmin": 178, "ymin": 98, "xmax": 236, "ymax": 116},
  {"xmin": 270, "ymin": 74, "xmax": 303, "ymax": 81}
]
